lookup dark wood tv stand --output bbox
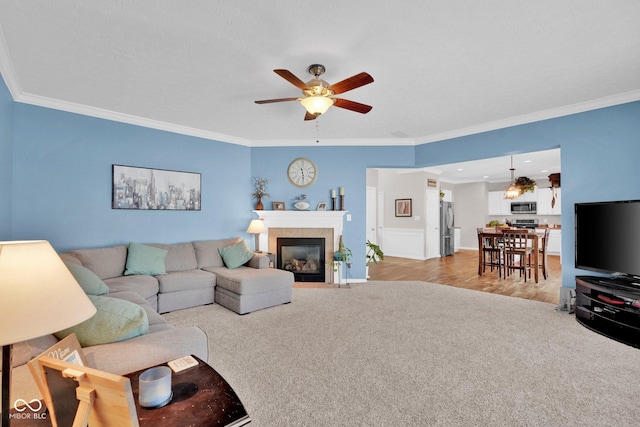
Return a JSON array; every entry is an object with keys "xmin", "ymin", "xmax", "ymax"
[{"xmin": 576, "ymin": 276, "xmax": 640, "ymax": 348}]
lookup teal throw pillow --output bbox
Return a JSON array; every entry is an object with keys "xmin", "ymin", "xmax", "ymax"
[
  {"xmin": 55, "ymin": 295, "xmax": 149, "ymax": 347},
  {"xmin": 218, "ymin": 240, "xmax": 254, "ymax": 269},
  {"xmin": 64, "ymin": 261, "xmax": 110, "ymax": 295},
  {"xmin": 124, "ymin": 242, "xmax": 167, "ymax": 276}
]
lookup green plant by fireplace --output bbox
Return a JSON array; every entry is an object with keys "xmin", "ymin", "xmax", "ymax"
[{"xmin": 332, "ymin": 236, "xmax": 352, "ymax": 272}]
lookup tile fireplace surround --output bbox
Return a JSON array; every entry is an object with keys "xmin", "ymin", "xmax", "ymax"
[{"xmin": 253, "ymin": 210, "xmax": 346, "ymax": 283}]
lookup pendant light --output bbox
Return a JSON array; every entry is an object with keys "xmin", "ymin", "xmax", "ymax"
[{"xmin": 504, "ymin": 156, "xmax": 522, "ymax": 199}]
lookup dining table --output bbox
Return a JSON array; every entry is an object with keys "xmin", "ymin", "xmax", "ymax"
[{"xmin": 478, "ymin": 228, "xmax": 546, "ymax": 283}]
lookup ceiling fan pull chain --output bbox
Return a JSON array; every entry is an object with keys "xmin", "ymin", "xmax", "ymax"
[{"xmin": 315, "ymin": 119, "xmax": 320, "ymax": 143}]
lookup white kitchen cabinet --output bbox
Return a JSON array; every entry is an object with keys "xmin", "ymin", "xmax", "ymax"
[
  {"xmin": 551, "ymin": 188, "xmax": 561, "ymax": 215},
  {"xmin": 488, "ymin": 191, "xmax": 512, "ymax": 216},
  {"xmin": 514, "ymin": 188, "xmax": 538, "ymax": 202},
  {"xmin": 441, "ymin": 189, "xmax": 453, "ymax": 202},
  {"xmin": 537, "ymin": 188, "xmax": 553, "ymax": 215},
  {"xmin": 536, "ymin": 188, "xmax": 562, "ymax": 215},
  {"xmin": 547, "ymin": 229, "xmax": 561, "ymax": 257}
]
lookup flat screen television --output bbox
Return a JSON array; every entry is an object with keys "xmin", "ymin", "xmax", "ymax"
[{"xmin": 575, "ymin": 200, "xmax": 640, "ymax": 279}]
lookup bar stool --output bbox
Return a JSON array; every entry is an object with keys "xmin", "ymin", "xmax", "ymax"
[
  {"xmin": 536, "ymin": 228, "xmax": 550, "ymax": 279},
  {"xmin": 502, "ymin": 230, "xmax": 533, "ymax": 281},
  {"xmin": 477, "ymin": 228, "xmax": 502, "ymax": 277}
]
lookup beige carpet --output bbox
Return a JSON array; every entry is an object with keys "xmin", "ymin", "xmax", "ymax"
[{"xmin": 163, "ymin": 281, "xmax": 640, "ymax": 426}]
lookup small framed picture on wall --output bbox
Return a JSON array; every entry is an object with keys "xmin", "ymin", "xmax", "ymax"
[
  {"xmin": 395, "ymin": 198, "xmax": 412, "ymax": 217},
  {"xmin": 273, "ymin": 201, "xmax": 285, "ymax": 210}
]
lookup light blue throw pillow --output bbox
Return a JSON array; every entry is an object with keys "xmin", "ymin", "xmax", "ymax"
[
  {"xmin": 64, "ymin": 261, "xmax": 110, "ymax": 295},
  {"xmin": 218, "ymin": 240, "xmax": 254, "ymax": 269},
  {"xmin": 55, "ymin": 295, "xmax": 149, "ymax": 347},
  {"xmin": 124, "ymin": 242, "xmax": 167, "ymax": 276}
]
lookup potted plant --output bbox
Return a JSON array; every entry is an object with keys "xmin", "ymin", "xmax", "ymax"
[
  {"xmin": 332, "ymin": 246, "xmax": 352, "ymax": 268},
  {"xmin": 514, "ymin": 176, "xmax": 536, "ymax": 194},
  {"xmin": 365, "ymin": 240, "xmax": 384, "ymax": 279},
  {"xmin": 366, "ymin": 240, "xmax": 384, "ymax": 264},
  {"xmin": 332, "ymin": 235, "xmax": 352, "ymax": 284},
  {"xmin": 251, "ymin": 176, "xmax": 269, "ymax": 210}
]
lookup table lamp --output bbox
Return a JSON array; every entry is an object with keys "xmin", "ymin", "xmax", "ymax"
[
  {"xmin": 246, "ymin": 219, "xmax": 266, "ymax": 252},
  {"xmin": 1, "ymin": 240, "xmax": 97, "ymax": 427}
]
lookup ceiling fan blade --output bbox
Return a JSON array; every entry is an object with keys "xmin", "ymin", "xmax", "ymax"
[
  {"xmin": 329, "ymin": 72, "xmax": 374, "ymax": 95},
  {"xmin": 304, "ymin": 111, "xmax": 317, "ymax": 121},
  {"xmin": 254, "ymin": 97, "xmax": 299, "ymax": 104},
  {"xmin": 274, "ymin": 69, "xmax": 310, "ymax": 90},
  {"xmin": 333, "ymin": 98, "xmax": 373, "ymax": 114}
]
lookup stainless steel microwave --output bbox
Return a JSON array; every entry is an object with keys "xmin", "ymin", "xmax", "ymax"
[{"xmin": 510, "ymin": 201, "xmax": 537, "ymax": 214}]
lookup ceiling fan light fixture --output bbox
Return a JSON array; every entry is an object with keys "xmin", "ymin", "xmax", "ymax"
[
  {"xmin": 301, "ymin": 96, "xmax": 334, "ymax": 116},
  {"xmin": 255, "ymin": 64, "xmax": 373, "ymax": 120}
]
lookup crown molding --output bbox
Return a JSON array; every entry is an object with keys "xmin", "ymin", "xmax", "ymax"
[
  {"xmin": 14, "ymin": 92, "xmax": 253, "ymax": 147},
  {"xmin": 6, "ymin": 86, "xmax": 640, "ymax": 149},
  {"xmin": 2, "ymin": 25, "xmax": 638, "ymax": 149},
  {"xmin": 0, "ymin": 25, "xmax": 22, "ymax": 99},
  {"xmin": 415, "ymin": 90, "xmax": 640, "ymax": 145},
  {"xmin": 6, "ymin": 88, "xmax": 639, "ymax": 149},
  {"xmin": 248, "ymin": 138, "xmax": 416, "ymax": 147}
]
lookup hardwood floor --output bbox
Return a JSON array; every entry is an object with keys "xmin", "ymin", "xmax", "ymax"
[{"xmin": 367, "ymin": 249, "xmax": 561, "ymax": 305}]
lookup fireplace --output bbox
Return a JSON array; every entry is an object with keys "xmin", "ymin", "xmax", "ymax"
[
  {"xmin": 277, "ymin": 238, "xmax": 325, "ymax": 282},
  {"xmin": 256, "ymin": 210, "xmax": 345, "ymax": 284}
]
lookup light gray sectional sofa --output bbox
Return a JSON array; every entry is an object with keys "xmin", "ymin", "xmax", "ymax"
[
  {"xmin": 6, "ymin": 237, "xmax": 294, "ymax": 413},
  {"xmin": 60, "ymin": 237, "xmax": 294, "ymax": 314},
  {"xmin": 9, "ymin": 289, "xmax": 209, "ymax": 408}
]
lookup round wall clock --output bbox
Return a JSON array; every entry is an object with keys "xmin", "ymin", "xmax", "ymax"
[{"xmin": 287, "ymin": 157, "xmax": 318, "ymax": 188}]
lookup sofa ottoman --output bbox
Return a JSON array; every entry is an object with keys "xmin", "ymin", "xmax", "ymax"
[{"xmin": 207, "ymin": 266, "xmax": 294, "ymax": 314}]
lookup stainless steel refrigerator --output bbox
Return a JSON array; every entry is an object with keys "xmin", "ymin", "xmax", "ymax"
[{"xmin": 440, "ymin": 201, "xmax": 455, "ymax": 256}]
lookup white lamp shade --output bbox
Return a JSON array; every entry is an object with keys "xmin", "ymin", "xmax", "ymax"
[
  {"xmin": 300, "ymin": 96, "xmax": 334, "ymax": 115},
  {"xmin": 246, "ymin": 219, "xmax": 266, "ymax": 234},
  {"xmin": 0, "ymin": 240, "xmax": 97, "ymax": 346}
]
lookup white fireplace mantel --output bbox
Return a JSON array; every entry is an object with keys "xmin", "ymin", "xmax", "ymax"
[{"xmin": 253, "ymin": 210, "xmax": 346, "ymax": 251}]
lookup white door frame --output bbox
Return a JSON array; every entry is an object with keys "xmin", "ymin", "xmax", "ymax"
[{"xmin": 425, "ymin": 189, "xmax": 440, "ymax": 259}]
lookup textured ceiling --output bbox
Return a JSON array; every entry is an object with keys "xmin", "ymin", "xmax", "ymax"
[
  {"xmin": 421, "ymin": 149, "xmax": 561, "ymax": 184},
  {"xmin": 0, "ymin": 1, "xmax": 639, "ymax": 146}
]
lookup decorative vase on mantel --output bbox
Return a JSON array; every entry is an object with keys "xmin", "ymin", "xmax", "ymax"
[{"xmin": 255, "ymin": 196, "xmax": 264, "ymax": 210}]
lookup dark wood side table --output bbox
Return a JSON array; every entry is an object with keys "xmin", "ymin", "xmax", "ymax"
[
  {"xmin": 10, "ymin": 356, "xmax": 250, "ymax": 427},
  {"xmin": 129, "ymin": 355, "xmax": 250, "ymax": 427}
]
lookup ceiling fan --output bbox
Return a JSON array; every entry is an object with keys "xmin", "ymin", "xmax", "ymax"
[{"xmin": 254, "ymin": 64, "xmax": 374, "ymax": 120}]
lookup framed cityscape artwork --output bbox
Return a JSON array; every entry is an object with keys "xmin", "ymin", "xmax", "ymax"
[{"xmin": 112, "ymin": 165, "xmax": 201, "ymax": 210}]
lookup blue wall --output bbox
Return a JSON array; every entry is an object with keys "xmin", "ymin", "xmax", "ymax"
[
  {"xmin": 415, "ymin": 102, "xmax": 640, "ymax": 287},
  {"xmin": 3, "ymin": 71, "xmax": 640, "ymax": 287},
  {"xmin": 9, "ymin": 99, "xmax": 253, "ymax": 252},
  {"xmin": 0, "ymin": 77, "xmax": 13, "ymax": 240},
  {"xmin": 251, "ymin": 145, "xmax": 415, "ymax": 279}
]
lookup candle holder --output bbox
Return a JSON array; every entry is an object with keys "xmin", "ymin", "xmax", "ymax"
[
  {"xmin": 339, "ymin": 195, "xmax": 345, "ymax": 211},
  {"xmin": 332, "ymin": 197, "xmax": 337, "ymax": 211}
]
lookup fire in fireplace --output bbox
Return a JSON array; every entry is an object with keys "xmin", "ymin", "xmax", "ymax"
[{"xmin": 277, "ymin": 237, "xmax": 325, "ymax": 282}]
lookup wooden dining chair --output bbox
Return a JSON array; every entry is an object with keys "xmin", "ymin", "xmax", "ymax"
[
  {"xmin": 477, "ymin": 228, "xmax": 502, "ymax": 277},
  {"xmin": 536, "ymin": 228, "xmax": 550, "ymax": 279},
  {"xmin": 502, "ymin": 230, "xmax": 533, "ymax": 281}
]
